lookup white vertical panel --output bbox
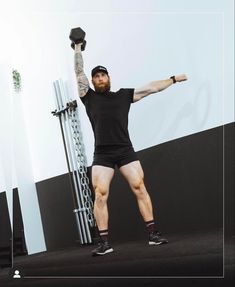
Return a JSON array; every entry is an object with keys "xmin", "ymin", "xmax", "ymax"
[{"xmin": 12, "ymin": 89, "xmax": 46, "ymax": 254}]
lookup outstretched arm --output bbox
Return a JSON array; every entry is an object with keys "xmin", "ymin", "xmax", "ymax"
[
  {"xmin": 74, "ymin": 43, "xmax": 90, "ymax": 98},
  {"xmin": 133, "ymin": 74, "xmax": 188, "ymax": 103}
]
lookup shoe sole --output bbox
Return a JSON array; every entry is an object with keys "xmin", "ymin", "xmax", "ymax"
[
  {"xmin": 92, "ymin": 248, "xmax": 114, "ymax": 256},
  {"xmin": 149, "ymin": 241, "xmax": 168, "ymax": 246}
]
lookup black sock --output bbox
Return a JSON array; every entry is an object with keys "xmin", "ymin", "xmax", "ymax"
[
  {"xmin": 99, "ymin": 229, "xmax": 109, "ymax": 242},
  {"xmin": 145, "ymin": 220, "xmax": 157, "ymax": 233}
]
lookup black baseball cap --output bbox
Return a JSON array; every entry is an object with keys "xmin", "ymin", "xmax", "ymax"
[{"xmin": 91, "ymin": 65, "xmax": 109, "ymax": 77}]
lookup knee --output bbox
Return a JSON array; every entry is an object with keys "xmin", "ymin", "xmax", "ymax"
[
  {"xmin": 94, "ymin": 186, "xmax": 108, "ymax": 206},
  {"xmin": 131, "ymin": 177, "xmax": 146, "ymax": 197}
]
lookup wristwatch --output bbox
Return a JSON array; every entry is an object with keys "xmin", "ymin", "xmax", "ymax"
[{"xmin": 170, "ymin": 76, "xmax": 176, "ymax": 84}]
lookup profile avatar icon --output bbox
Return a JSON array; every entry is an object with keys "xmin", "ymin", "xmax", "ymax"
[{"xmin": 13, "ymin": 270, "xmax": 21, "ymax": 278}]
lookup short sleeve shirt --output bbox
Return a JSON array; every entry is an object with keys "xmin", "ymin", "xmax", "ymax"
[{"xmin": 80, "ymin": 88, "xmax": 134, "ymax": 149}]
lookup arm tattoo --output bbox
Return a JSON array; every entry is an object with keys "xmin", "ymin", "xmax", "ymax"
[{"xmin": 74, "ymin": 50, "xmax": 90, "ymax": 97}]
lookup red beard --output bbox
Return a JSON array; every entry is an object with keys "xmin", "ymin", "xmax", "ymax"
[{"xmin": 93, "ymin": 80, "xmax": 111, "ymax": 93}]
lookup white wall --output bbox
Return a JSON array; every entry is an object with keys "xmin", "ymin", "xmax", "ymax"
[
  {"xmin": 0, "ymin": 6, "xmax": 46, "ymax": 254},
  {"xmin": 1, "ymin": 0, "xmax": 234, "ymax": 184},
  {"xmin": 0, "ymin": 9, "xmax": 14, "ymax": 222},
  {"xmin": 0, "ymin": 62, "xmax": 13, "ymax": 224}
]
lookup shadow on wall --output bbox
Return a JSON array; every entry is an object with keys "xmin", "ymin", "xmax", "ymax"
[{"xmin": 161, "ymin": 81, "xmax": 211, "ymax": 142}]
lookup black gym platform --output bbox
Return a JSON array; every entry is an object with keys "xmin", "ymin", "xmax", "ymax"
[{"xmin": 0, "ymin": 228, "xmax": 234, "ymax": 287}]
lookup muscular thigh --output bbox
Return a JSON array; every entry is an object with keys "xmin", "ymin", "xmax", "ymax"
[
  {"xmin": 119, "ymin": 160, "xmax": 144, "ymax": 188},
  {"xmin": 92, "ymin": 165, "xmax": 115, "ymax": 195}
]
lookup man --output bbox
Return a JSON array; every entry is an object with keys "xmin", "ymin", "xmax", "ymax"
[{"xmin": 74, "ymin": 42, "xmax": 188, "ymax": 256}]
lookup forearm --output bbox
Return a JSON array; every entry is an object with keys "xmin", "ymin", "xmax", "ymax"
[
  {"xmin": 150, "ymin": 78, "xmax": 174, "ymax": 93},
  {"xmin": 74, "ymin": 44, "xmax": 89, "ymax": 97}
]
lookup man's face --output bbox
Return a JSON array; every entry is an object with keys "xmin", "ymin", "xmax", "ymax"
[{"xmin": 92, "ymin": 72, "xmax": 111, "ymax": 93}]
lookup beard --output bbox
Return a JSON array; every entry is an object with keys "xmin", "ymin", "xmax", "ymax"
[{"xmin": 93, "ymin": 80, "xmax": 111, "ymax": 93}]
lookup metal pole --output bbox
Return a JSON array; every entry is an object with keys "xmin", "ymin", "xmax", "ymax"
[
  {"xmin": 55, "ymin": 80, "xmax": 88, "ymax": 243},
  {"xmin": 53, "ymin": 83, "xmax": 84, "ymax": 243},
  {"xmin": 60, "ymin": 80, "xmax": 92, "ymax": 242},
  {"xmin": 52, "ymin": 79, "xmax": 94, "ymax": 244}
]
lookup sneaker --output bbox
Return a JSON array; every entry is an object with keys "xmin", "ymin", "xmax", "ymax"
[
  {"xmin": 149, "ymin": 231, "xmax": 168, "ymax": 245},
  {"xmin": 92, "ymin": 241, "xmax": 114, "ymax": 256}
]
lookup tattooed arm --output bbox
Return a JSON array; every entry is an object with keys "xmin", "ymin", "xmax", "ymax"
[
  {"xmin": 74, "ymin": 43, "xmax": 90, "ymax": 97},
  {"xmin": 133, "ymin": 74, "xmax": 188, "ymax": 103}
]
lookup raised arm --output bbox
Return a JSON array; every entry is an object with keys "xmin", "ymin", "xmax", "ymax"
[
  {"xmin": 74, "ymin": 43, "xmax": 90, "ymax": 98},
  {"xmin": 133, "ymin": 74, "xmax": 188, "ymax": 103}
]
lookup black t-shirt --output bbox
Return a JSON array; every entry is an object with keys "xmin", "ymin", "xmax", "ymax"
[{"xmin": 81, "ymin": 88, "xmax": 134, "ymax": 151}]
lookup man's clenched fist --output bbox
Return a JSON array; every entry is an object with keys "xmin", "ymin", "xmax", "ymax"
[{"xmin": 175, "ymin": 74, "xmax": 188, "ymax": 82}]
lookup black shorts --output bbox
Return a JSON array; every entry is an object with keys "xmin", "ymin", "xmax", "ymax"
[{"xmin": 92, "ymin": 145, "xmax": 139, "ymax": 169}]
